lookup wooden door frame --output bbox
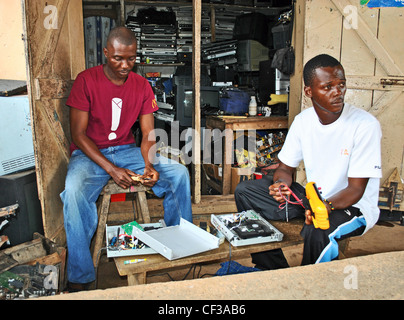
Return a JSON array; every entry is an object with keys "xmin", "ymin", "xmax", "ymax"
[{"xmin": 22, "ymin": 0, "xmax": 85, "ymax": 244}]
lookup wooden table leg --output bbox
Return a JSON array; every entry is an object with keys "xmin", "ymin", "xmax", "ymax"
[
  {"xmin": 92, "ymin": 194, "xmax": 111, "ymax": 267},
  {"xmin": 127, "ymin": 272, "xmax": 147, "ymax": 286},
  {"xmin": 222, "ymin": 127, "xmax": 233, "ymax": 195}
]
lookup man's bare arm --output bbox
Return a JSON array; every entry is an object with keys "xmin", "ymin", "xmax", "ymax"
[{"xmin": 69, "ymin": 107, "xmax": 135, "ymax": 189}]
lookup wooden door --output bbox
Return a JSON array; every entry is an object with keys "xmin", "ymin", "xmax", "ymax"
[
  {"xmin": 291, "ymin": 0, "xmax": 404, "ymax": 210},
  {"xmin": 22, "ymin": 0, "xmax": 85, "ymax": 244}
]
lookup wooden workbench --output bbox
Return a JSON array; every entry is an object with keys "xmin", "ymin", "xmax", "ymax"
[
  {"xmin": 205, "ymin": 116, "xmax": 289, "ymax": 195},
  {"xmin": 113, "ymin": 219, "xmax": 303, "ymax": 286}
]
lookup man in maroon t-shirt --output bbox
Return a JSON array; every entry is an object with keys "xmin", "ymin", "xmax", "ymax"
[{"xmin": 60, "ymin": 27, "xmax": 192, "ymax": 291}]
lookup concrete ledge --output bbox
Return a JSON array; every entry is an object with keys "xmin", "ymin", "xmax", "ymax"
[{"xmin": 43, "ymin": 251, "xmax": 404, "ymax": 300}]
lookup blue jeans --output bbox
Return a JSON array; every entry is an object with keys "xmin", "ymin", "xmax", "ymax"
[{"xmin": 60, "ymin": 144, "xmax": 193, "ymax": 284}]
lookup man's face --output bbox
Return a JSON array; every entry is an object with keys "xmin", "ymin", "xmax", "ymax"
[
  {"xmin": 304, "ymin": 65, "xmax": 347, "ymax": 115},
  {"xmin": 103, "ymin": 39, "xmax": 137, "ymax": 81}
]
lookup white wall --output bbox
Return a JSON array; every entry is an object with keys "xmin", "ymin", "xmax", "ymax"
[{"xmin": 0, "ymin": 0, "xmax": 27, "ymax": 81}]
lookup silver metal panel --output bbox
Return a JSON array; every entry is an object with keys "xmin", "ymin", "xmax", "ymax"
[{"xmin": 0, "ymin": 96, "xmax": 35, "ymax": 176}]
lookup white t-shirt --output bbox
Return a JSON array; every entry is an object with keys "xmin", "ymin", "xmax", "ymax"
[{"xmin": 278, "ymin": 103, "xmax": 382, "ymax": 233}]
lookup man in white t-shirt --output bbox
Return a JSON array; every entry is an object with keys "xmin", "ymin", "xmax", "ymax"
[{"xmin": 234, "ymin": 54, "xmax": 382, "ymax": 265}]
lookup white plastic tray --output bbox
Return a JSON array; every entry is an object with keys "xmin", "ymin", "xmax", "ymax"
[
  {"xmin": 132, "ymin": 218, "xmax": 220, "ymax": 260},
  {"xmin": 105, "ymin": 223, "xmax": 162, "ymax": 258}
]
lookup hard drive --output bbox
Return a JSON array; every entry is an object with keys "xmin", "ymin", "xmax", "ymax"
[{"xmin": 211, "ymin": 210, "xmax": 283, "ymax": 247}]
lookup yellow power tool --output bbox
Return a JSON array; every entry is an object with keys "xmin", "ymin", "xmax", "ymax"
[{"xmin": 304, "ymin": 182, "xmax": 330, "ymax": 230}]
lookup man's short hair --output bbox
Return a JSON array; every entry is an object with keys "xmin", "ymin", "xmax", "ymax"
[
  {"xmin": 303, "ymin": 54, "xmax": 342, "ymax": 86},
  {"xmin": 107, "ymin": 26, "xmax": 137, "ymax": 47}
]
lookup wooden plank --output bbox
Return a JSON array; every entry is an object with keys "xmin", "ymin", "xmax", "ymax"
[
  {"xmin": 136, "ymin": 191, "xmax": 151, "ymax": 223},
  {"xmin": 37, "ymin": 98, "xmax": 71, "ymax": 161},
  {"xmin": 93, "ymin": 194, "xmax": 111, "ymax": 266},
  {"xmin": 102, "ymin": 179, "xmax": 150, "ymax": 194},
  {"xmin": 368, "ymin": 91, "xmax": 402, "ymax": 117},
  {"xmin": 0, "ymin": 252, "xmax": 19, "ymax": 273},
  {"xmin": 25, "ymin": 251, "xmax": 62, "ymax": 266},
  {"xmin": 332, "ymin": 0, "xmax": 403, "ymax": 76},
  {"xmin": 192, "ymin": 0, "xmax": 202, "ymax": 204},
  {"xmin": 374, "ymin": 7, "xmax": 404, "ymax": 200},
  {"xmin": 33, "ymin": 0, "xmax": 70, "ymax": 78},
  {"xmin": 34, "ymin": 79, "xmax": 74, "ymax": 100},
  {"xmin": 127, "ymin": 272, "xmax": 146, "ymax": 286},
  {"xmin": 304, "ymin": 0, "xmax": 343, "ymax": 61},
  {"xmin": 289, "ymin": 0, "xmax": 306, "ymax": 125},
  {"xmin": 347, "ymin": 76, "xmax": 404, "ymax": 91},
  {"xmin": 59, "ymin": 2, "xmax": 83, "ymax": 80},
  {"xmin": 339, "ymin": 1, "xmax": 377, "ymax": 111},
  {"xmin": 107, "ymin": 195, "xmax": 238, "ymax": 224},
  {"xmin": 23, "ymin": 0, "xmax": 85, "ymax": 244},
  {"xmin": 302, "ymin": 0, "xmax": 343, "ymax": 111},
  {"xmin": 3, "ymin": 238, "xmax": 47, "ymax": 265}
]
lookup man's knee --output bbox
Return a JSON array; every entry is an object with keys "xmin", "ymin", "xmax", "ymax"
[
  {"xmin": 302, "ymin": 223, "xmax": 328, "ymax": 244},
  {"xmin": 234, "ymin": 179, "xmax": 251, "ymax": 197}
]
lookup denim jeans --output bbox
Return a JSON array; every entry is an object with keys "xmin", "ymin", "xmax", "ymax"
[{"xmin": 60, "ymin": 144, "xmax": 193, "ymax": 284}]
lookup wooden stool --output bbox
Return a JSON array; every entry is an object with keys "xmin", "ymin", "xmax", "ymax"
[{"xmin": 92, "ymin": 180, "xmax": 151, "ymax": 267}]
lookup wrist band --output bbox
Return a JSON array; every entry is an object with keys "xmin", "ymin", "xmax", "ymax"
[{"xmin": 323, "ymin": 199, "xmax": 335, "ymax": 211}]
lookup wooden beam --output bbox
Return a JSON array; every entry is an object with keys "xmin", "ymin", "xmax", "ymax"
[
  {"xmin": 34, "ymin": 79, "xmax": 74, "ymax": 100},
  {"xmin": 347, "ymin": 75, "xmax": 404, "ymax": 91},
  {"xmin": 33, "ymin": 0, "xmax": 70, "ymax": 78},
  {"xmin": 289, "ymin": 0, "xmax": 305, "ymax": 125},
  {"xmin": 192, "ymin": 0, "xmax": 202, "ymax": 204},
  {"xmin": 107, "ymin": 195, "xmax": 238, "ymax": 223}
]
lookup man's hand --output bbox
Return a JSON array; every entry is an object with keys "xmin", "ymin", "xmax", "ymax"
[
  {"xmin": 140, "ymin": 166, "xmax": 159, "ymax": 188},
  {"xmin": 110, "ymin": 167, "xmax": 137, "ymax": 189},
  {"xmin": 304, "ymin": 210, "xmax": 313, "ymax": 225},
  {"xmin": 129, "ymin": 166, "xmax": 159, "ymax": 188},
  {"xmin": 269, "ymin": 182, "xmax": 291, "ymax": 203}
]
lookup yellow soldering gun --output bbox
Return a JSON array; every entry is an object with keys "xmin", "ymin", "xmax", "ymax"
[{"xmin": 304, "ymin": 182, "xmax": 330, "ymax": 230}]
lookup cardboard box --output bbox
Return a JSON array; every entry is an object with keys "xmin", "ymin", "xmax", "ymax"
[{"xmin": 203, "ymin": 163, "xmax": 254, "ymax": 194}]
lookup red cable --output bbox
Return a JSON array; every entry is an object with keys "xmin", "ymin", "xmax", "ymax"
[{"xmin": 277, "ymin": 183, "xmax": 305, "ymax": 210}]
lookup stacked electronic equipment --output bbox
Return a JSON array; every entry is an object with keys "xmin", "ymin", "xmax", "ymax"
[
  {"xmin": 176, "ymin": 6, "xmax": 211, "ymax": 63},
  {"xmin": 202, "ymin": 39, "xmax": 238, "ymax": 67},
  {"xmin": 125, "ymin": 15, "xmax": 142, "ymax": 64},
  {"xmin": 213, "ymin": 7, "xmax": 250, "ymax": 42},
  {"xmin": 126, "ymin": 8, "xmax": 177, "ymax": 64}
]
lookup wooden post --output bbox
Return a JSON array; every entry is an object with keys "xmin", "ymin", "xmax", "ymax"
[{"xmin": 192, "ymin": 0, "xmax": 202, "ymax": 204}]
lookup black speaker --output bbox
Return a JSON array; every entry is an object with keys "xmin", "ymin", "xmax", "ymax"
[
  {"xmin": 259, "ymin": 60, "xmax": 276, "ymax": 105},
  {"xmin": 0, "ymin": 169, "xmax": 43, "ymax": 246}
]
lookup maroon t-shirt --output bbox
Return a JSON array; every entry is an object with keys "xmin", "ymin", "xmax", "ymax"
[{"xmin": 66, "ymin": 65, "xmax": 158, "ymax": 153}]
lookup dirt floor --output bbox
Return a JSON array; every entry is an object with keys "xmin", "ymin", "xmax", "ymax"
[{"xmin": 95, "ymin": 218, "xmax": 404, "ymax": 290}]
